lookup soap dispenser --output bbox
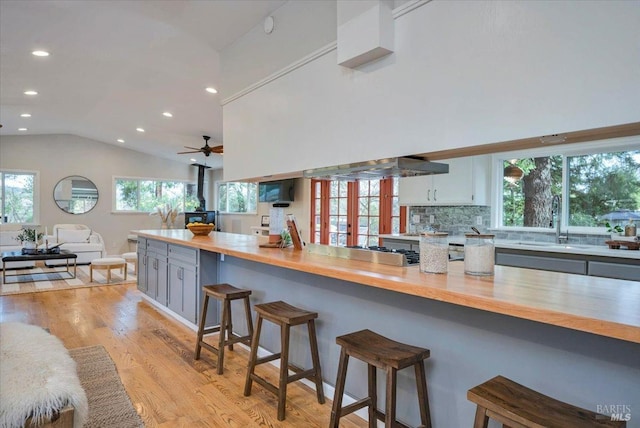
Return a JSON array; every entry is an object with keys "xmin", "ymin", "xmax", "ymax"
[{"xmin": 625, "ymin": 219, "xmax": 637, "ymax": 237}]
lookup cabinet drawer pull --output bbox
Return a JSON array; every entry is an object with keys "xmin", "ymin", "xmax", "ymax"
[
  {"xmin": 434, "ymin": 189, "xmax": 437, "ymax": 201},
  {"xmin": 427, "ymin": 189, "xmax": 431, "ymax": 201}
]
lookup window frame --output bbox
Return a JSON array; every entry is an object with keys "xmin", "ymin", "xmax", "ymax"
[
  {"xmin": 112, "ymin": 175, "xmax": 197, "ymax": 214},
  {"xmin": 491, "ymin": 136, "xmax": 640, "ymax": 234},
  {"xmin": 0, "ymin": 169, "xmax": 40, "ymax": 224},
  {"xmin": 216, "ymin": 181, "xmax": 258, "ymax": 214}
]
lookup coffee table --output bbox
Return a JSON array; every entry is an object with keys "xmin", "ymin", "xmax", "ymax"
[{"xmin": 2, "ymin": 250, "xmax": 77, "ymax": 284}]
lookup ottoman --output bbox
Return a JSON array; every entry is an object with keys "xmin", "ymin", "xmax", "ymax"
[
  {"xmin": 121, "ymin": 252, "xmax": 137, "ymax": 275},
  {"xmin": 90, "ymin": 257, "xmax": 126, "ymax": 283}
]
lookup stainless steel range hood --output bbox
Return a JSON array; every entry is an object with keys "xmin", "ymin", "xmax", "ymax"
[{"xmin": 302, "ymin": 156, "xmax": 449, "ymax": 180}]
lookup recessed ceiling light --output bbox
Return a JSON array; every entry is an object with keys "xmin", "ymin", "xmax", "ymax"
[
  {"xmin": 18, "ymin": 128, "xmax": 28, "ymax": 131},
  {"xmin": 205, "ymin": 87, "xmax": 218, "ymax": 94},
  {"xmin": 24, "ymin": 90, "xmax": 38, "ymax": 95},
  {"xmin": 117, "ymin": 139, "xmax": 125, "ymax": 143},
  {"xmin": 32, "ymin": 50, "xmax": 50, "ymax": 57},
  {"xmin": 190, "ymin": 158, "xmax": 197, "ymax": 162},
  {"xmin": 20, "ymin": 113, "xmax": 32, "ymax": 118},
  {"xmin": 162, "ymin": 112, "xmax": 173, "ymax": 117},
  {"xmin": 136, "ymin": 128, "xmax": 145, "ymax": 133}
]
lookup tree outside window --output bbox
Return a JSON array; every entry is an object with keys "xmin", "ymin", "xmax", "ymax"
[
  {"xmin": 500, "ymin": 148, "xmax": 640, "ymax": 229},
  {"xmin": 217, "ymin": 182, "xmax": 257, "ymax": 213},
  {"xmin": 0, "ymin": 172, "xmax": 36, "ymax": 223},
  {"xmin": 114, "ymin": 178, "xmax": 198, "ymax": 213}
]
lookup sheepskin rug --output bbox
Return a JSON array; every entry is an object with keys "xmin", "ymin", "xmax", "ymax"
[{"xmin": 0, "ymin": 322, "xmax": 88, "ymax": 428}]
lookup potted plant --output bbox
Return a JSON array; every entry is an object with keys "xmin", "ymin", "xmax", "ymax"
[
  {"xmin": 605, "ymin": 222, "xmax": 623, "ymax": 240},
  {"xmin": 15, "ymin": 228, "xmax": 44, "ymax": 250}
]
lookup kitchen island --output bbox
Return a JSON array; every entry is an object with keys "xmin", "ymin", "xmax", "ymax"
[{"xmin": 136, "ymin": 230, "xmax": 640, "ymax": 427}]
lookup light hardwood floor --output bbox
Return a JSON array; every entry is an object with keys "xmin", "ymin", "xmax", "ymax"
[{"xmin": 0, "ymin": 284, "xmax": 367, "ymax": 428}]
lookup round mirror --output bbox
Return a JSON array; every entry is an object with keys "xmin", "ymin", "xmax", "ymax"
[{"xmin": 53, "ymin": 175, "xmax": 99, "ymax": 214}]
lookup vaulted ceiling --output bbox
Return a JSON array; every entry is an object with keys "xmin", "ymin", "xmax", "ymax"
[{"xmin": 0, "ymin": 0, "xmax": 286, "ymax": 169}]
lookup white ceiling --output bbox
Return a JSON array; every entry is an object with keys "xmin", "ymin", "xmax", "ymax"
[{"xmin": 0, "ymin": 0, "xmax": 287, "ymax": 169}]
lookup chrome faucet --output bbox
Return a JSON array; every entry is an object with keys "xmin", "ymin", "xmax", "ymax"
[{"xmin": 551, "ymin": 195, "xmax": 569, "ymax": 244}]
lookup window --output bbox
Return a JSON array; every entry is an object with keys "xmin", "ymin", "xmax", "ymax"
[
  {"xmin": 217, "ymin": 182, "xmax": 257, "ymax": 213},
  {"xmin": 311, "ymin": 178, "xmax": 405, "ymax": 246},
  {"xmin": 1, "ymin": 171, "xmax": 38, "ymax": 223},
  {"xmin": 114, "ymin": 178, "xmax": 198, "ymax": 212},
  {"xmin": 496, "ymin": 139, "xmax": 640, "ymax": 231}
]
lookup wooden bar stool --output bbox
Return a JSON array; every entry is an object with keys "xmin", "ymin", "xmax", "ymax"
[
  {"xmin": 330, "ymin": 329, "xmax": 432, "ymax": 428},
  {"xmin": 467, "ymin": 375, "xmax": 626, "ymax": 428},
  {"xmin": 194, "ymin": 283, "xmax": 253, "ymax": 375},
  {"xmin": 243, "ymin": 300, "xmax": 325, "ymax": 421}
]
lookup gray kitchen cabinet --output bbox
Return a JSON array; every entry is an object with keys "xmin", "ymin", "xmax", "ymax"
[
  {"xmin": 136, "ymin": 237, "xmax": 147, "ymax": 293},
  {"xmin": 137, "ymin": 237, "xmax": 219, "ymax": 326},
  {"xmin": 398, "ymin": 155, "xmax": 490, "ymax": 206},
  {"xmin": 167, "ymin": 244, "xmax": 199, "ymax": 323},
  {"xmin": 496, "ymin": 248, "xmax": 639, "ymax": 280},
  {"xmin": 496, "ymin": 251, "xmax": 587, "ymax": 275},
  {"xmin": 146, "ymin": 240, "xmax": 168, "ymax": 304},
  {"xmin": 588, "ymin": 261, "xmax": 640, "ymax": 281}
]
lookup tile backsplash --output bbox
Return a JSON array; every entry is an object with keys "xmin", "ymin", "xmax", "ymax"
[
  {"xmin": 408, "ymin": 206, "xmax": 491, "ymax": 236},
  {"xmin": 408, "ymin": 205, "xmax": 612, "ymax": 245}
]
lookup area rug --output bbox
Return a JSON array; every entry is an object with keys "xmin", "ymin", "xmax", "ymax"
[
  {"xmin": 0, "ymin": 264, "xmax": 136, "ymax": 296},
  {"xmin": 69, "ymin": 345, "xmax": 144, "ymax": 428}
]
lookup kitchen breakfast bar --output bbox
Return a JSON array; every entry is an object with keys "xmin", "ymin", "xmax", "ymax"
[{"xmin": 136, "ymin": 230, "xmax": 640, "ymax": 427}]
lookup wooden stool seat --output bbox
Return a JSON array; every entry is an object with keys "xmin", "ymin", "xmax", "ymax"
[
  {"xmin": 330, "ymin": 329, "xmax": 432, "ymax": 428},
  {"xmin": 194, "ymin": 283, "xmax": 253, "ymax": 375},
  {"xmin": 90, "ymin": 257, "xmax": 126, "ymax": 283},
  {"xmin": 244, "ymin": 300, "xmax": 324, "ymax": 421},
  {"xmin": 467, "ymin": 375, "xmax": 626, "ymax": 428}
]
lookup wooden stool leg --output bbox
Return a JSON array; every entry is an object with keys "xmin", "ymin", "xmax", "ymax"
[
  {"xmin": 216, "ymin": 298, "xmax": 230, "ymax": 375},
  {"xmin": 414, "ymin": 361, "xmax": 432, "ymax": 428},
  {"xmin": 90, "ymin": 265, "xmax": 94, "ymax": 282},
  {"xmin": 385, "ymin": 368, "xmax": 397, "ymax": 428},
  {"xmin": 124, "ymin": 265, "xmax": 127, "ymax": 280},
  {"xmin": 244, "ymin": 297, "xmax": 254, "ymax": 343},
  {"xmin": 277, "ymin": 323, "xmax": 291, "ymax": 421},
  {"xmin": 227, "ymin": 299, "xmax": 234, "ymax": 351},
  {"xmin": 244, "ymin": 315, "xmax": 263, "ymax": 396},
  {"xmin": 368, "ymin": 364, "xmax": 377, "ymax": 428},
  {"xmin": 307, "ymin": 319, "xmax": 325, "ymax": 404},
  {"xmin": 329, "ymin": 348, "xmax": 350, "ymax": 428},
  {"xmin": 194, "ymin": 295, "xmax": 210, "ymax": 359},
  {"xmin": 473, "ymin": 405, "xmax": 489, "ymax": 428}
]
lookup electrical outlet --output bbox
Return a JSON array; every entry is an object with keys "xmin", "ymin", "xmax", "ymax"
[
  {"xmin": 429, "ymin": 215, "xmax": 435, "ymax": 223},
  {"xmin": 412, "ymin": 214, "xmax": 421, "ymax": 224},
  {"xmin": 476, "ymin": 216, "xmax": 483, "ymax": 225},
  {"xmin": 220, "ymin": 254, "xmax": 225, "ymax": 262}
]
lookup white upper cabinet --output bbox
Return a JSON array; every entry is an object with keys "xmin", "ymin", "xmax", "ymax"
[{"xmin": 398, "ymin": 155, "xmax": 490, "ymax": 206}]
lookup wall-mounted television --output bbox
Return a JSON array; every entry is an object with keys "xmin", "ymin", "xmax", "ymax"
[{"xmin": 258, "ymin": 179, "xmax": 295, "ymax": 203}]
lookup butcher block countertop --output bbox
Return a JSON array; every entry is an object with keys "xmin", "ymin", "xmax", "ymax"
[{"xmin": 136, "ymin": 230, "xmax": 640, "ymax": 344}]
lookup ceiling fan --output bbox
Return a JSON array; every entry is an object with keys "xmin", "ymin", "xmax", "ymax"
[{"xmin": 178, "ymin": 135, "xmax": 223, "ymax": 157}]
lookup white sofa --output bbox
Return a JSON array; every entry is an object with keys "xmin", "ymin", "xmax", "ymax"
[
  {"xmin": 0, "ymin": 225, "xmax": 36, "ymax": 269},
  {"xmin": 45, "ymin": 224, "xmax": 106, "ymax": 266}
]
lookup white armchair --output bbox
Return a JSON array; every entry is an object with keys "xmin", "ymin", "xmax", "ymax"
[{"xmin": 45, "ymin": 224, "xmax": 106, "ymax": 266}]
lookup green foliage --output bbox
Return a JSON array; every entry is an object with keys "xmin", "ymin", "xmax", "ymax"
[
  {"xmin": 502, "ymin": 150, "xmax": 639, "ymax": 228},
  {"xmin": 2, "ymin": 173, "xmax": 35, "ymax": 223},
  {"xmin": 605, "ymin": 222, "xmax": 623, "ymax": 233},
  {"xmin": 15, "ymin": 228, "xmax": 43, "ymax": 243}
]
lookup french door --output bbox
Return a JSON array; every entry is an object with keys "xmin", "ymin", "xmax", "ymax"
[{"xmin": 310, "ymin": 178, "xmax": 405, "ymax": 247}]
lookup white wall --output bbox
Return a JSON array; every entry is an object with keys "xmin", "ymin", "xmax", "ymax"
[
  {"xmin": 220, "ymin": 0, "xmax": 337, "ymax": 99},
  {"xmin": 222, "ymin": 0, "xmax": 640, "ymax": 181},
  {"xmin": 0, "ymin": 134, "xmax": 214, "ymax": 254}
]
